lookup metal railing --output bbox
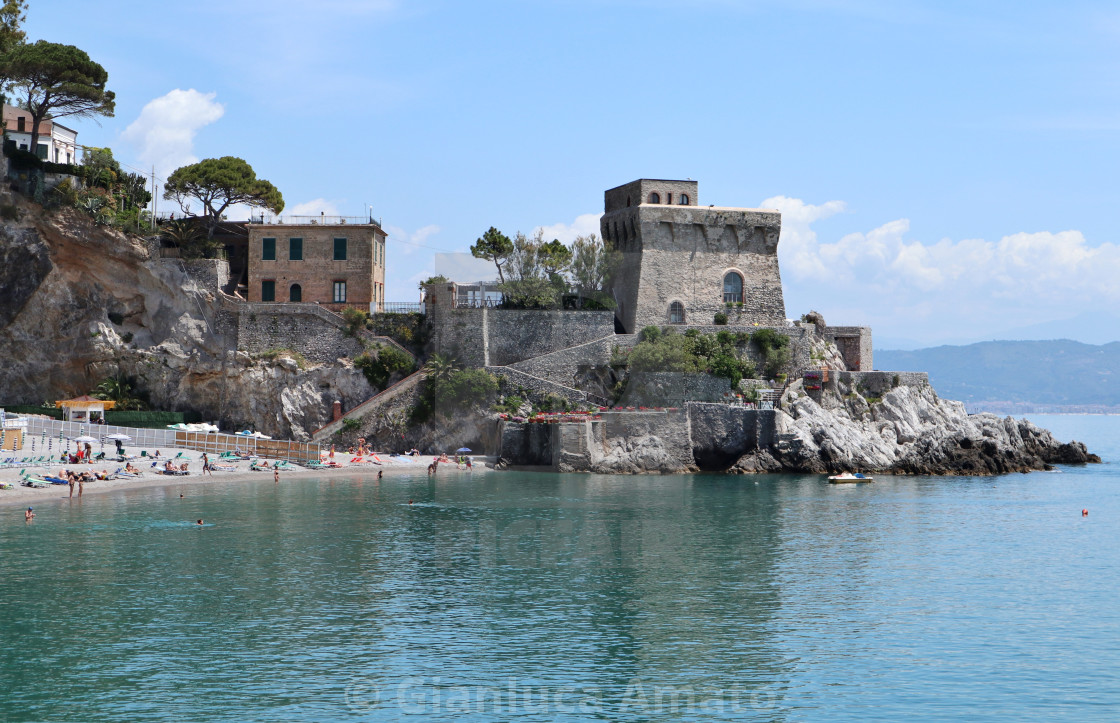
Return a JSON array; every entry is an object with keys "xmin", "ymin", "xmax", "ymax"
[
  {"xmin": 379, "ymin": 302, "xmax": 423, "ymax": 314},
  {"xmin": 249, "ymin": 214, "xmax": 382, "ymax": 229}
]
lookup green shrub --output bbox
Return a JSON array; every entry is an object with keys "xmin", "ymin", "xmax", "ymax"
[
  {"xmin": 354, "ymin": 344, "xmax": 415, "ymax": 390},
  {"xmin": 433, "ymin": 368, "xmax": 499, "ymax": 412},
  {"xmin": 121, "ymin": 331, "xmax": 134, "ymax": 344},
  {"xmin": 341, "ymin": 417, "xmax": 362, "ymax": 432},
  {"xmin": 0, "ymin": 204, "xmax": 20, "ymax": 221},
  {"xmin": 713, "ymin": 312, "xmax": 728, "ymax": 325},
  {"xmin": 639, "ymin": 325, "xmax": 662, "ymax": 343},
  {"xmin": 341, "ymin": 306, "xmax": 370, "ymax": 337},
  {"xmin": 493, "ymin": 396, "xmax": 525, "ymax": 415}
]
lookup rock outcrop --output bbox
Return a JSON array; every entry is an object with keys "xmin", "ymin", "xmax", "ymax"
[
  {"xmin": 729, "ymin": 378, "xmax": 1099, "ymax": 474},
  {"xmin": 0, "ymin": 197, "xmax": 373, "ymax": 439}
]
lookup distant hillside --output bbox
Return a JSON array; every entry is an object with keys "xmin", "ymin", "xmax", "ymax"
[{"xmin": 874, "ymin": 340, "xmax": 1120, "ymax": 412}]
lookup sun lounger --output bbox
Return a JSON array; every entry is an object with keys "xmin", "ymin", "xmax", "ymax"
[
  {"xmin": 161, "ymin": 469, "xmax": 189, "ymax": 476},
  {"xmin": 211, "ymin": 464, "xmax": 237, "ymax": 471}
]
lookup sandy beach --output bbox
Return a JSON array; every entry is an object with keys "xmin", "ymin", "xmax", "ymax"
[{"xmin": 0, "ymin": 448, "xmax": 488, "ymax": 509}]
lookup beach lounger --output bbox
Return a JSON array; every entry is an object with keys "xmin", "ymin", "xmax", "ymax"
[
  {"xmin": 211, "ymin": 464, "xmax": 237, "ymax": 472},
  {"xmin": 161, "ymin": 469, "xmax": 189, "ymax": 476}
]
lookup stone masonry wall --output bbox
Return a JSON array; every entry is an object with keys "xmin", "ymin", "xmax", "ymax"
[
  {"xmin": 507, "ymin": 333, "xmax": 636, "ymax": 389},
  {"xmin": 621, "ymin": 372, "xmax": 732, "ymax": 406},
  {"xmin": 178, "ymin": 258, "xmax": 230, "ymax": 293},
  {"xmin": 834, "ymin": 371, "xmax": 928, "ymax": 397},
  {"xmin": 237, "ymin": 304, "xmax": 365, "ymax": 364},
  {"xmin": 825, "ymin": 326, "xmax": 873, "ymax": 372},
  {"xmin": 431, "ymin": 308, "xmax": 615, "ymax": 367}
]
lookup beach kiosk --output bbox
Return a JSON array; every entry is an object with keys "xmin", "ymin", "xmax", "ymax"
[{"xmin": 55, "ymin": 395, "xmax": 116, "ymax": 423}]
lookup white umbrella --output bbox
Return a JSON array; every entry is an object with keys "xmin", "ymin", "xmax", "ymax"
[
  {"xmin": 74, "ymin": 435, "xmax": 98, "ymax": 444},
  {"xmin": 105, "ymin": 433, "xmax": 132, "ymax": 441}
]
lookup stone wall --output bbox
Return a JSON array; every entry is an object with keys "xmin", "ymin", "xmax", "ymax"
[
  {"xmin": 507, "ymin": 333, "xmax": 636, "ymax": 390},
  {"xmin": 236, "ymin": 303, "xmax": 365, "ymax": 364},
  {"xmin": 834, "ymin": 370, "xmax": 928, "ymax": 397},
  {"xmin": 825, "ymin": 326, "xmax": 873, "ymax": 371},
  {"xmin": 178, "ymin": 258, "xmax": 230, "ymax": 293},
  {"xmin": 488, "ymin": 366, "xmax": 592, "ymax": 406},
  {"xmin": 605, "ymin": 179, "xmax": 699, "ymax": 211},
  {"xmin": 620, "ymin": 372, "xmax": 732, "ymax": 406},
  {"xmin": 431, "ymin": 308, "xmax": 615, "ymax": 367},
  {"xmin": 498, "ymin": 421, "xmax": 554, "ymax": 466},
  {"xmin": 312, "ymin": 370, "xmax": 426, "ymax": 441}
]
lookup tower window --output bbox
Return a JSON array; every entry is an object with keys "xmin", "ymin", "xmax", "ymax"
[
  {"xmin": 680, "ymin": 194, "xmax": 690, "ymax": 205},
  {"xmin": 289, "ymin": 283, "xmax": 302, "ymax": 302},
  {"xmin": 669, "ymin": 301, "xmax": 685, "ymax": 324},
  {"xmin": 723, "ymin": 272, "xmax": 744, "ymax": 303},
  {"xmin": 649, "ymin": 192, "xmax": 660, "ymax": 204}
]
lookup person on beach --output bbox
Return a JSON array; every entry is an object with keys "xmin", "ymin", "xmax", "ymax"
[
  {"xmin": 68, "ymin": 474, "xmax": 75, "ymax": 498},
  {"xmin": 329, "ymin": 444, "xmax": 336, "ymax": 460},
  {"xmin": 78, "ymin": 476, "xmax": 84, "ymax": 497},
  {"xmin": 153, "ymin": 450, "xmax": 161, "ymax": 458},
  {"xmin": 466, "ymin": 457, "xmax": 472, "ymax": 470},
  {"xmin": 25, "ymin": 507, "xmax": 34, "ymax": 520},
  {"xmin": 115, "ymin": 439, "xmax": 123, "ymax": 456},
  {"xmin": 84, "ymin": 442, "xmax": 92, "ymax": 461},
  {"xmin": 202, "ymin": 454, "xmax": 212, "ymax": 476}
]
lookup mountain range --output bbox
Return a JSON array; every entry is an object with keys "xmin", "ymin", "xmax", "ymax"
[{"xmin": 874, "ymin": 340, "xmax": 1120, "ymax": 412}]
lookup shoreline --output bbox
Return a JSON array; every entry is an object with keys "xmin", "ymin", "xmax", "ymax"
[{"xmin": 0, "ymin": 451, "xmax": 486, "ymax": 510}]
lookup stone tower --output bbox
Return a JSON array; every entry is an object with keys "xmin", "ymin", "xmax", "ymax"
[{"xmin": 601, "ymin": 179, "xmax": 787, "ymax": 333}]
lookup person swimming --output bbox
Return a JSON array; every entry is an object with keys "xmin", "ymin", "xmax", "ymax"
[{"xmin": 196, "ymin": 519, "xmax": 203, "ymax": 525}]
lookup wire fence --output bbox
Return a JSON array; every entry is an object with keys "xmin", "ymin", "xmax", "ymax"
[{"xmin": 18, "ymin": 417, "xmax": 321, "ymax": 464}]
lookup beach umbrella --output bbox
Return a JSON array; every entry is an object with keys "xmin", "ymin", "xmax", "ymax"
[
  {"xmin": 75, "ymin": 435, "xmax": 98, "ymax": 444},
  {"xmin": 456, "ymin": 447, "xmax": 472, "ymax": 453},
  {"xmin": 106, "ymin": 433, "xmax": 132, "ymax": 441}
]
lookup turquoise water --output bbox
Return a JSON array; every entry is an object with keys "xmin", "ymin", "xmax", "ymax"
[{"xmin": 1, "ymin": 415, "xmax": 1118, "ymax": 721}]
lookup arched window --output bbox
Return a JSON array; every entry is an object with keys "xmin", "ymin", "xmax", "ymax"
[
  {"xmin": 649, "ymin": 192, "xmax": 660, "ymax": 204},
  {"xmin": 669, "ymin": 301, "xmax": 685, "ymax": 324},
  {"xmin": 723, "ymin": 272, "xmax": 743, "ymax": 303},
  {"xmin": 680, "ymin": 194, "xmax": 690, "ymax": 205},
  {"xmin": 289, "ymin": 283, "xmax": 302, "ymax": 302}
]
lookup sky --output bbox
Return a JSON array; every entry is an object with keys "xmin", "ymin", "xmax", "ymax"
[{"xmin": 25, "ymin": 0, "xmax": 1120, "ymax": 348}]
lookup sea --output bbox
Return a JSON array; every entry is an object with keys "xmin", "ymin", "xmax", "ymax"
[{"xmin": 0, "ymin": 414, "xmax": 1117, "ymax": 721}]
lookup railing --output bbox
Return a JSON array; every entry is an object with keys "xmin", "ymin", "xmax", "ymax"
[
  {"xmin": 249, "ymin": 214, "xmax": 382, "ymax": 229},
  {"xmin": 379, "ymin": 302, "xmax": 423, "ymax": 314},
  {"xmin": 455, "ymin": 298, "xmax": 502, "ymax": 308}
]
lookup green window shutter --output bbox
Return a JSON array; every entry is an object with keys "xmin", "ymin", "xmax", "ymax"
[
  {"xmin": 334, "ymin": 237, "xmax": 347, "ymax": 261},
  {"xmin": 261, "ymin": 280, "xmax": 275, "ymax": 302},
  {"xmin": 262, "ymin": 238, "xmax": 276, "ymax": 260},
  {"xmin": 36, "ymin": 144, "xmax": 48, "ymax": 160},
  {"xmin": 289, "ymin": 238, "xmax": 302, "ymax": 260}
]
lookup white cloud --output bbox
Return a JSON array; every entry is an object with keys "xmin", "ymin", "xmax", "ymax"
[
  {"xmin": 534, "ymin": 213, "xmax": 603, "ymax": 244},
  {"xmin": 772, "ymin": 196, "xmax": 1120, "ymax": 342},
  {"xmin": 122, "ymin": 89, "xmax": 224, "ymax": 181},
  {"xmin": 384, "ymin": 224, "xmax": 442, "ymax": 255},
  {"xmin": 284, "ymin": 198, "xmax": 343, "ymax": 217}
]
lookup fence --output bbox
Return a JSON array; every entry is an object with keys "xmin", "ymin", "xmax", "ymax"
[
  {"xmin": 379, "ymin": 302, "xmax": 423, "ymax": 314},
  {"xmin": 18, "ymin": 416, "xmax": 321, "ymax": 464}
]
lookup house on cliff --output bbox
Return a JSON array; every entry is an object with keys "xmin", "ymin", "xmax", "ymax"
[
  {"xmin": 2, "ymin": 104, "xmax": 79, "ymax": 165},
  {"xmin": 246, "ymin": 215, "xmax": 388, "ymax": 313}
]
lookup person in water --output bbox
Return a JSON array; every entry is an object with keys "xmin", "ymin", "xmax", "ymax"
[
  {"xmin": 25, "ymin": 507, "xmax": 34, "ymax": 520},
  {"xmin": 196, "ymin": 519, "xmax": 204, "ymax": 525}
]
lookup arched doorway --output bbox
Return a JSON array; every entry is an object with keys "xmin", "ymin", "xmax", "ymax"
[{"xmin": 289, "ymin": 283, "xmax": 302, "ymax": 302}]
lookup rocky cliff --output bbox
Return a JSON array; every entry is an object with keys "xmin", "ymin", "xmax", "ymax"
[
  {"xmin": 732, "ymin": 376, "xmax": 1099, "ymax": 474},
  {"xmin": 0, "ymin": 196, "xmax": 373, "ymax": 439}
]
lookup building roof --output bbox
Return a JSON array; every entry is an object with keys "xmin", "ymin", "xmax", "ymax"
[{"xmin": 55, "ymin": 395, "xmax": 116, "ymax": 409}]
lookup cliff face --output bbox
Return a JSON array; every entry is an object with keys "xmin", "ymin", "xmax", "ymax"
[{"xmin": 0, "ymin": 199, "xmax": 373, "ymax": 439}]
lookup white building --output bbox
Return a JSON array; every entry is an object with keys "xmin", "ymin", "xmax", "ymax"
[{"xmin": 2, "ymin": 104, "xmax": 80, "ymax": 164}]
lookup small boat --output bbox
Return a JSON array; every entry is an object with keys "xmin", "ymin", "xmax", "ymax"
[{"xmin": 828, "ymin": 472, "xmax": 873, "ymax": 484}]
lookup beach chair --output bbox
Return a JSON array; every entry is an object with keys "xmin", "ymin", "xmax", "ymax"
[{"xmin": 173, "ymin": 452, "xmax": 184, "ymax": 460}]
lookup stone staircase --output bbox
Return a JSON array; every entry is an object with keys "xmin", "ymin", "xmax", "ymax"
[{"xmin": 312, "ymin": 370, "xmax": 426, "ymax": 441}]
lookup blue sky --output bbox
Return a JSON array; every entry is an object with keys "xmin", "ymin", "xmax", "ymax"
[{"xmin": 27, "ymin": 0, "xmax": 1120, "ymax": 347}]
